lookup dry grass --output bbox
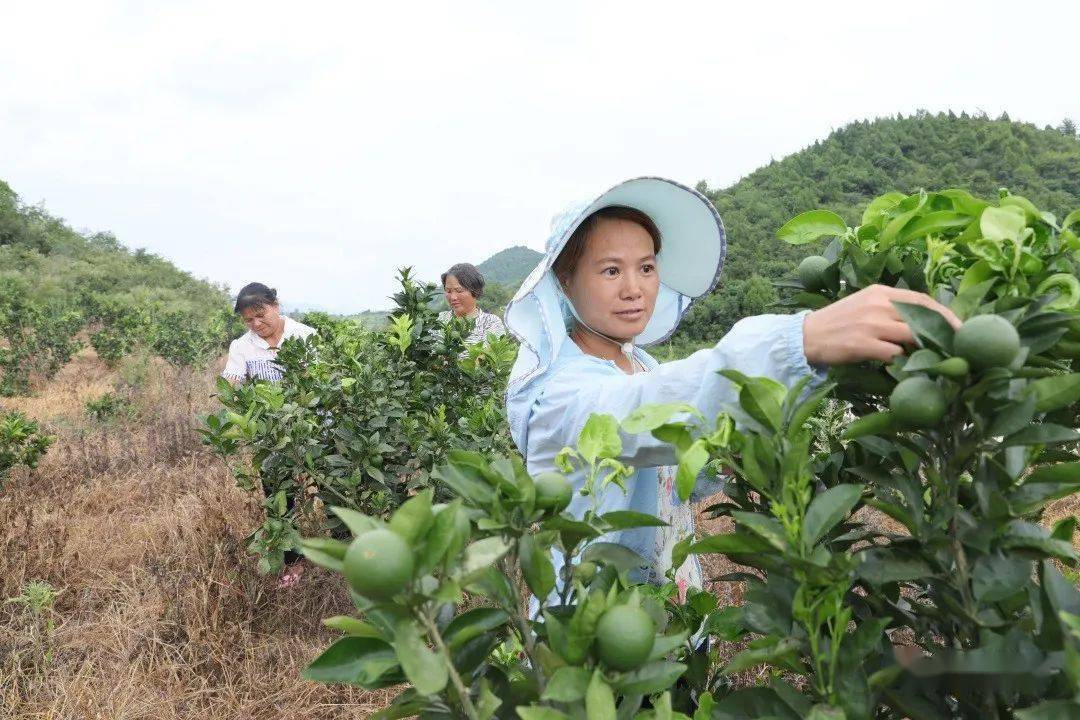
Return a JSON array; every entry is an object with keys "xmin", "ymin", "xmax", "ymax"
[
  {"xmin": 0, "ymin": 348, "xmax": 390, "ymax": 719},
  {"xmin": 2, "ymin": 348, "xmax": 1077, "ymax": 719}
]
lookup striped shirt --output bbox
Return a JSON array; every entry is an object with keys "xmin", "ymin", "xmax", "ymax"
[{"xmin": 223, "ymin": 317, "xmax": 316, "ymax": 382}]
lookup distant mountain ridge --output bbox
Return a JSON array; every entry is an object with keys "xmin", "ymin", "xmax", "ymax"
[{"xmin": 476, "ymin": 246, "xmax": 542, "ymax": 286}]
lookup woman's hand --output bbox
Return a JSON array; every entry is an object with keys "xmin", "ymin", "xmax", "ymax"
[{"xmin": 802, "ymin": 285, "xmax": 961, "ymax": 366}]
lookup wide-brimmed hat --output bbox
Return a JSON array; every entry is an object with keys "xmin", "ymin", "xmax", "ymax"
[{"xmin": 504, "ymin": 176, "xmax": 726, "ymax": 450}]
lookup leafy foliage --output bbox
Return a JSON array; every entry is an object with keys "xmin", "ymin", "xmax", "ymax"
[
  {"xmin": 201, "ymin": 269, "xmax": 517, "ymax": 573},
  {"xmin": 300, "ymin": 418, "xmax": 731, "ymax": 720},
  {"xmin": 0, "ymin": 179, "xmax": 238, "ymax": 392},
  {"xmin": 0, "ymin": 410, "xmax": 53, "ymax": 488},
  {"xmin": 675, "ymin": 112, "xmax": 1080, "ymax": 345},
  {"xmin": 299, "ymin": 188, "xmax": 1080, "ymax": 719},
  {"xmin": 648, "ymin": 188, "xmax": 1080, "ymax": 717}
]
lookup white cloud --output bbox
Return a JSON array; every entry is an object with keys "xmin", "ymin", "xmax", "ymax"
[{"xmin": 2, "ymin": 0, "xmax": 1077, "ymax": 311}]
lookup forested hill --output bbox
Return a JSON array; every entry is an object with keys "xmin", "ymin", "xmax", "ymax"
[
  {"xmin": 476, "ymin": 246, "xmax": 543, "ymax": 285},
  {"xmin": 0, "ymin": 182, "xmax": 229, "ymax": 311},
  {"xmin": 671, "ymin": 111, "xmax": 1080, "ymax": 345},
  {"xmin": 0, "ymin": 180, "xmax": 235, "ymax": 392}
]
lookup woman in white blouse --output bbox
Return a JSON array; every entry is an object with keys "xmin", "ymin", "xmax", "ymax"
[
  {"xmin": 438, "ymin": 263, "xmax": 506, "ymax": 344},
  {"xmin": 223, "ymin": 282, "xmax": 316, "ymax": 384}
]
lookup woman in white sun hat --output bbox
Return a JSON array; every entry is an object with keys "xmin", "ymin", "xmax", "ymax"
[{"xmin": 504, "ymin": 176, "xmax": 959, "ymax": 600}]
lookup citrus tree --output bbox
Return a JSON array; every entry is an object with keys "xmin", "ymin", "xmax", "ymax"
[
  {"xmin": 298, "ymin": 415, "xmax": 731, "ymax": 720},
  {"xmin": 201, "ymin": 268, "xmax": 517, "ymax": 572},
  {"xmin": 0, "ymin": 410, "xmax": 53, "ymax": 488},
  {"xmin": 296, "ymin": 189, "xmax": 1080, "ymax": 719}
]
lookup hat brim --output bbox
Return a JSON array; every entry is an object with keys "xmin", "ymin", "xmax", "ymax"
[{"xmin": 509, "ymin": 176, "xmax": 726, "ymax": 346}]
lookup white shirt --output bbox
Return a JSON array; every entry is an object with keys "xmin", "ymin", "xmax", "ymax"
[{"xmin": 222, "ymin": 316, "xmax": 316, "ymax": 382}]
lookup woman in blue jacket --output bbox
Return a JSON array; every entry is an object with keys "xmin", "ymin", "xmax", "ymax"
[{"xmin": 504, "ymin": 177, "xmax": 958, "ymax": 599}]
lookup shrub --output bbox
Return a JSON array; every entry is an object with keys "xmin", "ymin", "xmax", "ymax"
[
  {"xmin": 201, "ymin": 268, "xmax": 517, "ymax": 573},
  {"xmin": 297, "ymin": 189, "xmax": 1080, "ymax": 719},
  {"xmin": 0, "ymin": 411, "xmax": 53, "ymax": 488}
]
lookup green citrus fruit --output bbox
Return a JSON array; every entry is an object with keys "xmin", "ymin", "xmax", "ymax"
[
  {"xmin": 953, "ymin": 315, "xmax": 1020, "ymax": 371},
  {"xmin": 889, "ymin": 376, "xmax": 947, "ymax": 428},
  {"xmin": 595, "ymin": 604, "xmax": 655, "ymax": 671},
  {"xmin": 343, "ymin": 528, "xmax": 414, "ymax": 600},
  {"xmin": 798, "ymin": 255, "xmax": 830, "ymax": 292},
  {"xmin": 572, "ymin": 561, "xmax": 598, "ymax": 582},
  {"xmin": 534, "ymin": 473, "xmax": 573, "ymax": 512}
]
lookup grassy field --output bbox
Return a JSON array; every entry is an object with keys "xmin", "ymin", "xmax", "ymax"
[{"xmin": 2, "ymin": 347, "xmax": 1077, "ymax": 718}]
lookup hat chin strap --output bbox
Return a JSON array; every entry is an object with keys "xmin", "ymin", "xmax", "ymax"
[{"xmin": 559, "ymin": 285, "xmax": 638, "ymax": 373}]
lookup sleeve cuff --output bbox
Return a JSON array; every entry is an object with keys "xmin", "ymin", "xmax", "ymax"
[{"xmin": 779, "ymin": 310, "xmax": 829, "ymax": 385}]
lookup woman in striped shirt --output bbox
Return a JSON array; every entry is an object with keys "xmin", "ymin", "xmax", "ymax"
[
  {"xmin": 438, "ymin": 263, "xmax": 506, "ymax": 345},
  {"xmin": 223, "ymin": 282, "xmax": 316, "ymax": 384}
]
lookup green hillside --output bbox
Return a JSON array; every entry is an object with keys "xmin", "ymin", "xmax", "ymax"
[
  {"xmin": 476, "ymin": 245, "xmax": 542, "ymax": 286},
  {"xmin": 0, "ymin": 180, "xmax": 236, "ymax": 393},
  {"xmin": 670, "ymin": 111, "xmax": 1080, "ymax": 347}
]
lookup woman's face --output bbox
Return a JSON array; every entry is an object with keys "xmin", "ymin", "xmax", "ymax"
[
  {"xmin": 562, "ymin": 218, "xmax": 659, "ymax": 343},
  {"xmin": 240, "ymin": 303, "xmax": 282, "ymax": 340},
  {"xmin": 443, "ymin": 275, "xmax": 477, "ymax": 317}
]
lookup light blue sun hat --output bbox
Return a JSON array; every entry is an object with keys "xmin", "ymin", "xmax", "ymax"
[{"xmin": 504, "ymin": 176, "xmax": 727, "ymax": 451}]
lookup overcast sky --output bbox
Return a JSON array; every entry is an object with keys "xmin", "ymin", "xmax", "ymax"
[{"xmin": 3, "ymin": 1, "xmax": 1077, "ymax": 312}]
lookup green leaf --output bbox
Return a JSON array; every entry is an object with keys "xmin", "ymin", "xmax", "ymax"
[
  {"xmin": 1003, "ymin": 521, "xmax": 1079, "ymax": 562},
  {"xmin": 322, "ymin": 616, "xmax": 383, "ymax": 638},
  {"xmin": 303, "ymin": 636, "xmax": 400, "ymax": 688},
  {"xmin": 443, "ymin": 608, "xmax": 510, "ymax": 650},
  {"xmin": 987, "ymin": 393, "xmax": 1038, "ymax": 439},
  {"xmin": 609, "ymin": 661, "xmax": 687, "ymax": 696},
  {"xmin": 388, "ymin": 489, "xmax": 433, "ymax": 543},
  {"xmin": 981, "ymin": 204, "xmax": 1027, "ymax": 241},
  {"xmin": 462, "ymin": 537, "xmax": 511, "ymax": 575},
  {"xmin": 1004, "ymin": 423, "xmax": 1080, "ymax": 447},
  {"xmin": 721, "ymin": 371, "xmax": 787, "ymax": 432},
  {"xmin": 622, "ymin": 403, "xmax": 703, "ymax": 434},
  {"xmin": 689, "ymin": 532, "xmax": 772, "ymax": 557},
  {"xmin": 1029, "ymin": 373, "xmax": 1080, "ymax": 413},
  {"xmin": 676, "ymin": 439, "xmax": 709, "ymax": 501},
  {"xmin": 1015, "ymin": 700, "xmax": 1080, "ymax": 720},
  {"xmin": 577, "ymin": 414, "xmax": 622, "ymax": 464},
  {"xmin": 840, "ymin": 411, "xmax": 894, "ymax": 440},
  {"xmin": 897, "ymin": 211, "xmax": 971, "ymax": 243},
  {"xmin": 856, "ymin": 549, "xmax": 933, "ymax": 586},
  {"xmin": 601, "ymin": 511, "xmax": 669, "ymax": 530},
  {"xmin": 541, "ymin": 666, "xmax": 592, "ymax": 702},
  {"xmin": 805, "ymin": 707, "xmax": 846, "ymax": 720},
  {"xmin": 892, "ymin": 301, "xmax": 954, "ymax": 353},
  {"xmin": 392, "ymin": 619, "xmax": 448, "ymax": 696},
  {"xmin": 705, "ymin": 606, "xmax": 747, "ymax": 641},
  {"xmin": 971, "ymin": 552, "xmax": 1032, "ymax": 602},
  {"xmin": 902, "ymin": 348, "xmax": 943, "ymax": 372},
  {"xmin": 801, "ymin": 484, "xmax": 864, "ymax": 548},
  {"xmin": 330, "ymin": 506, "xmax": 382, "ymax": 537},
  {"xmin": 777, "ymin": 209, "xmax": 848, "ymax": 246},
  {"xmin": 516, "ymin": 708, "xmax": 571, "ymax": 720},
  {"xmin": 299, "ymin": 538, "xmax": 346, "ymax": 571},
  {"xmin": 417, "ymin": 499, "xmax": 465, "ymax": 575},
  {"xmin": 519, "ymin": 533, "xmax": 555, "ymax": 601},
  {"xmin": 581, "ymin": 541, "xmax": 645, "ymax": 573},
  {"xmin": 724, "ymin": 636, "xmax": 801, "ymax": 675},
  {"xmin": 731, "ymin": 512, "xmax": 789, "ymax": 552},
  {"xmin": 861, "ymin": 192, "xmax": 906, "ymax": 227},
  {"xmin": 585, "ymin": 669, "xmax": 617, "ymax": 720}
]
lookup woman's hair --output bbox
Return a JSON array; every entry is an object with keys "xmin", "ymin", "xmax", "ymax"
[
  {"xmin": 234, "ymin": 282, "xmax": 278, "ymax": 313},
  {"xmin": 441, "ymin": 263, "xmax": 486, "ymax": 299},
  {"xmin": 552, "ymin": 206, "xmax": 662, "ymax": 283}
]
